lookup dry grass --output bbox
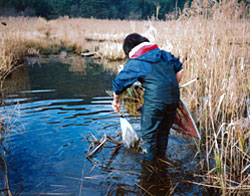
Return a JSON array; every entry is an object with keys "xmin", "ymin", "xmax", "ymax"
[{"xmin": 0, "ymin": 0, "xmax": 250, "ymax": 195}]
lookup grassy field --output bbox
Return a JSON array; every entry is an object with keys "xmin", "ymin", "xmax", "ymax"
[{"xmin": 0, "ymin": 0, "xmax": 249, "ymax": 195}]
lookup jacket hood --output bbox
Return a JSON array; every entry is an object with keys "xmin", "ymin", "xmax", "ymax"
[{"xmin": 134, "ymin": 48, "xmax": 163, "ymax": 63}]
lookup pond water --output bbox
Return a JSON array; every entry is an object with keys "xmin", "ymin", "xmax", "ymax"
[{"xmin": 1, "ymin": 56, "xmax": 205, "ymax": 195}]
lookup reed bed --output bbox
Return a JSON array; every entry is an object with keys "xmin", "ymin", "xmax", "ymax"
[{"xmin": 0, "ymin": 0, "xmax": 250, "ymax": 195}]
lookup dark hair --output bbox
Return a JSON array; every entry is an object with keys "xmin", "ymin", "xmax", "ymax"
[{"xmin": 123, "ymin": 33, "xmax": 149, "ymax": 57}]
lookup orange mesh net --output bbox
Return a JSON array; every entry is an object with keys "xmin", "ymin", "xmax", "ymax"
[{"xmin": 172, "ymin": 100, "xmax": 200, "ymax": 139}]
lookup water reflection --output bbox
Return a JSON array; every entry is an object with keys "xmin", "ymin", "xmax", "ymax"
[{"xmin": 1, "ymin": 56, "xmax": 204, "ymax": 195}]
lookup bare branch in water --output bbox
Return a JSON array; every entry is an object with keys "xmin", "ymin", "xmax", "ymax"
[{"xmin": 85, "ymin": 134, "xmax": 107, "ymax": 158}]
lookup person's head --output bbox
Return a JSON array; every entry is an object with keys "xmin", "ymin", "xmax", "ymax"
[{"xmin": 123, "ymin": 33, "xmax": 149, "ymax": 57}]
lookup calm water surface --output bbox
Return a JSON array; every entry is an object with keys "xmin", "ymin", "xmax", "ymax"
[{"xmin": 1, "ymin": 57, "xmax": 204, "ymax": 195}]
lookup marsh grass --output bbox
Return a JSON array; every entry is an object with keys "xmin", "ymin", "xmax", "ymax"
[
  {"xmin": 0, "ymin": 0, "xmax": 250, "ymax": 195},
  {"xmin": 0, "ymin": 102, "xmax": 23, "ymax": 196}
]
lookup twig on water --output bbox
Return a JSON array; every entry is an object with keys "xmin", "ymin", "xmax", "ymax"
[
  {"xmin": 135, "ymin": 183, "xmax": 154, "ymax": 196},
  {"xmin": 107, "ymin": 135, "xmax": 122, "ymax": 145},
  {"xmin": 86, "ymin": 134, "xmax": 107, "ymax": 158},
  {"xmin": 90, "ymin": 133, "xmax": 98, "ymax": 141},
  {"xmin": 169, "ymin": 182, "xmax": 180, "ymax": 195},
  {"xmin": 158, "ymin": 158, "xmax": 174, "ymax": 167},
  {"xmin": 86, "ymin": 141, "xmax": 94, "ymax": 155},
  {"xmin": 85, "ymin": 131, "xmax": 124, "ymax": 159},
  {"xmin": 89, "ymin": 161, "xmax": 98, "ymax": 173}
]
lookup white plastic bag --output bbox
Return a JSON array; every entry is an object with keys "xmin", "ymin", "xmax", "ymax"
[{"xmin": 120, "ymin": 117, "xmax": 140, "ymax": 148}]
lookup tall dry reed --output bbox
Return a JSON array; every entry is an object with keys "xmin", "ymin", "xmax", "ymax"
[{"xmin": 172, "ymin": 1, "xmax": 250, "ymax": 194}]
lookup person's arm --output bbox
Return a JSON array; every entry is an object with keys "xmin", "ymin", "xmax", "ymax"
[
  {"xmin": 112, "ymin": 61, "xmax": 144, "ymax": 114},
  {"xmin": 176, "ymin": 69, "xmax": 183, "ymax": 83},
  {"xmin": 161, "ymin": 50, "xmax": 183, "ymax": 83}
]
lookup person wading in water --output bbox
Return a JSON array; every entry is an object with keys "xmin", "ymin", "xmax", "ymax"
[{"xmin": 112, "ymin": 33, "xmax": 183, "ymax": 163}]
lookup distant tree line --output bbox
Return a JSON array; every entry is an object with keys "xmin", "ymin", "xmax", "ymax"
[{"xmin": 0, "ymin": 0, "xmax": 189, "ymax": 20}]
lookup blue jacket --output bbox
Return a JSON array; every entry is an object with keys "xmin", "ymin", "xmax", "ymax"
[{"xmin": 113, "ymin": 48, "xmax": 182, "ymax": 105}]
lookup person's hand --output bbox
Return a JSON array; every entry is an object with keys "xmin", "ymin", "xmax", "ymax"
[
  {"xmin": 112, "ymin": 100, "xmax": 120, "ymax": 114},
  {"xmin": 112, "ymin": 93, "xmax": 120, "ymax": 114}
]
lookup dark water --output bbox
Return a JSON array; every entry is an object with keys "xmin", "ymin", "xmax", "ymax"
[{"xmin": 1, "ymin": 57, "xmax": 204, "ymax": 195}]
